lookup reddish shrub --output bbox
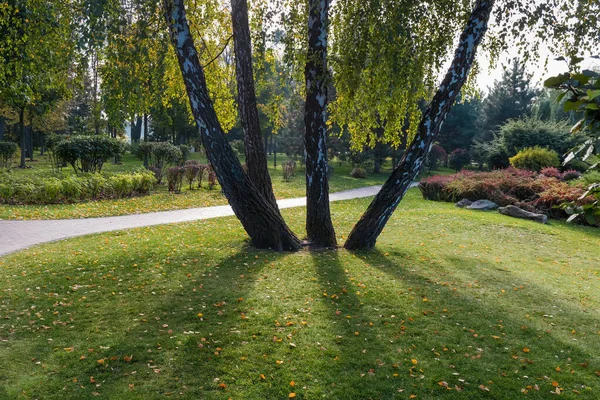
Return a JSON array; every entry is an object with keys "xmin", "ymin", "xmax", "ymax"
[
  {"xmin": 419, "ymin": 168, "xmax": 589, "ymax": 223},
  {"xmin": 540, "ymin": 167, "xmax": 562, "ymax": 179},
  {"xmin": 561, "ymin": 169, "xmax": 581, "ymax": 182}
]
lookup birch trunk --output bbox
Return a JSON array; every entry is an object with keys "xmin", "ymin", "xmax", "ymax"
[
  {"xmin": 304, "ymin": 0, "xmax": 336, "ymax": 247},
  {"xmin": 163, "ymin": 0, "xmax": 301, "ymax": 251},
  {"xmin": 231, "ymin": 0, "xmax": 278, "ymax": 210},
  {"xmin": 344, "ymin": 0, "xmax": 494, "ymax": 250}
]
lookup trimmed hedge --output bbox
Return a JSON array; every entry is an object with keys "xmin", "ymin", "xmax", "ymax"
[
  {"xmin": 418, "ymin": 168, "xmax": 593, "ymax": 223},
  {"xmin": 0, "ymin": 170, "xmax": 156, "ymax": 204}
]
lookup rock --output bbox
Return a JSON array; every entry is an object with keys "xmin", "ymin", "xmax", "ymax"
[
  {"xmin": 466, "ymin": 199, "xmax": 498, "ymax": 211},
  {"xmin": 456, "ymin": 198, "xmax": 473, "ymax": 208},
  {"xmin": 498, "ymin": 205, "xmax": 547, "ymax": 224}
]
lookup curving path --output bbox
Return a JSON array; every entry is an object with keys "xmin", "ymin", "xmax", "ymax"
[
  {"xmin": 0, "ymin": 185, "xmax": 425, "ymax": 257},
  {"xmin": 0, "ymin": 184, "xmax": 421, "ymax": 257}
]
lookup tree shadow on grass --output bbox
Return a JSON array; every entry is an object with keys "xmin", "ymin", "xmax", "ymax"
[
  {"xmin": 308, "ymin": 249, "xmax": 417, "ymax": 398},
  {"xmin": 2, "ymin": 237, "xmax": 288, "ymax": 399},
  {"xmin": 360, "ymin": 249, "xmax": 600, "ymax": 398}
]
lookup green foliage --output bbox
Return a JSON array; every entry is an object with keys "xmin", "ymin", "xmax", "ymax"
[
  {"xmin": 543, "ymin": 59, "xmax": 600, "ymax": 227},
  {"xmin": 0, "ymin": 170, "xmax": 156, "ymax": 205},
  {"xmin": 448, "ymin": 148, "xmax": 470, "ymax": 171},
  {"xmin": 0, "ymin": 141, "xmax": 18, "ymax": 169},
  {"xmin": 230, "ymin": 139, "xmax": 246, "ymax": 158},
  {"xmin": 179, "ymin": 144, "xmax": 190, "ymax": 163},
  {"xmin": 55, "ymin": 136, "xmax": 123, "ymax": 174},
  {"xmin": 509, "ymin": 146, "xmax": 560, "ymax": 172},
  {"xmin": 500, "ymin": 117, "xmax": 574, "ymax": 157},
  {"xmin": 328, "ymin": 0, "xmax": 473, "ymax": 150},
  {"xmin": 477, "ymin": 59, "xmax": 538, "ymax": 142},
  {"xmin": 135, "ymin": 142, "xmax": 183, "ymax": 184}
]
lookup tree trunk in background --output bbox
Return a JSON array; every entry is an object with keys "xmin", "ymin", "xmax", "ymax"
[
  {"xmin": 19, "ymin": 108, "xmax": 25, "ymax": 168},
  {"xmin": 231, "ymin": 0, "xmax": 278, "ymax": 210},
  {"xmin": 143, "ymin": 113, "xmax": 149, "ymax": 166},
  {"xmin": 0, "ymin": 117, "xmax": 5, "ymax": 140},
  {"xmin": 304, "ymin": 0, "xmax": 336, "ymax": 247},
  {"xmin": 344, "ymin": 0, "xmax": 493, "ymax": 250},
  {"xmin": 131, "ymin": 116, "xmax": 143, "ymax": 142},
  {"xmin": 163, "ymin": 0, "xmax": 300, "ymax": 251},
  {"xmin": 26, "ymin": 126, "xmax": 33, "ymax": 161}
]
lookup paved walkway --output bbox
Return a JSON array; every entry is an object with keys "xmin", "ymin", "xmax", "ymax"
[{"xmin": 1, "ymin": 185, "xmax": 416, "ymax": 257}]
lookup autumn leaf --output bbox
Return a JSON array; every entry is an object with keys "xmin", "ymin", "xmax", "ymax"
[
  {"xmin": 290, "ymin": 380, "xmax": 295, "ymax": 387},
  {"xmin": 123, "ymin": 355, "xmax": 133, "ymax": 363},
  {"xmin": 289, "ymin": 393, "xmax": 296, "ymax": 398},
  {"xmin": 522, "ymin": 348, "xmax": 530, "ymax": 353},
  {"xmin": 219, "ymin": 383, "xmax": 226, "ymax": 389},
  {"xmin": 260, "ymin": 374, "xmax": 266, "ymax": 380}
]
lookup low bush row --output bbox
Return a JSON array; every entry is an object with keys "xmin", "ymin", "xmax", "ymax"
[
  {"xmin": 418, "ymin": 168, "xmax": 595, "ymax": 223},
  {"xmin": 0, "ymin": 170, "xmax": 156, "ymax": 204}
]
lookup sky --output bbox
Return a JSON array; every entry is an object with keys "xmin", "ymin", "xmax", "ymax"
[{"xmin": 477, "ymin": 44, "xmax": 600, "ymax": 93}]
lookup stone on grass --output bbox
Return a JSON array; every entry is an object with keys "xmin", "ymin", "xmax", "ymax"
[
  {"xmin": 498, "ymin": 205, "xmax": 547, "ymax": 224},
  {"xmin": 456, "ymin": 198, "xmax": 473, "ymax": 208},
  {"xmin": 466, "ymin": 200, "xmax": 498, "ymax": 211}
]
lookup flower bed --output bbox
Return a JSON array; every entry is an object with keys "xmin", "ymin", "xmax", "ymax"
[{"xmin": 418, "ymin": 168, "xmax": 593, "ymax": 222}]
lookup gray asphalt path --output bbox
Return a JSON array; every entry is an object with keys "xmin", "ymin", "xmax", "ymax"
[{"xmin": 2, "ymin": 185, "xmax": 413, "ymax": 257}]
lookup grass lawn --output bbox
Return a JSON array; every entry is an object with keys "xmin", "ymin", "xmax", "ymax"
[
  {"xmin": 1, "ymin": 189, "xmax": 599, "ymax": 399},
  {"xmin": 0, "ymin": 153, "xmax": 393, "ymax": 220}
]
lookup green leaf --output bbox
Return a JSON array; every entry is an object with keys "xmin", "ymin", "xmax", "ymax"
[
  {"xmin": 570, "ymin": 55, "xmax": 585, "ymax": 65},
  {"xmin": 571, "ymin": 74, "xmax": 590, "ymax": 86},
  {"xmin": 585, "ymin": 103, "xmax": 599, "ymax": 110},
  {"xmin": 544, "ymin": 73, "xmax": 570, "ymax": 88},
  {"xmin": 587, "ymin": 90, "xmax": 600, "ymax": 101}
]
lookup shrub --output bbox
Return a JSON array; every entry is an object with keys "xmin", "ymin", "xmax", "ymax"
[
  {"xmin": 0, "ymin": 170, "xmax": 156, "ymax": 204},
  {"xmin": 166, "ymin": 166, "xmax": 185, "ymax": 193},
  {"xmin": 0, "ymin": 141, "xmax": 18, "ymax": 169},
  {"xmin": 561, "ymin": 169, "xmax": 581, "ymax": 182},
  {"xmin": 45, "ymin": 134, "xmax": 66, "ymax": 171},
  {"xmin": 282, "ymin": 160, "xmax": 296, "ymax": 182},
  {"xmin": 500, "ymin": 117, "xmax": 574, "ymax": 157},
  {"xmin": 581, "ymin": 171, "xmax": 600, "ymax": 186},
  {"xmin": 426, "ymin": 144, "xmax": 447, "ymax": 171},
  {"xmin": 55, "ymin": 136, "xmax": 123, "ymax": 174},
  {"xmin": 350, "ymin": 167, "xmax": 367, "ymax": 179},
  {"xmin": 179, "ymin": 145, "xmax": 190, "ymax": 163},
  {"xmin": 509, "ymin": 146, "xmax": 560, "ymax": 172},
  {"xmin": 230, "ymin": 140, "xmax": 246, "ymax": 158},
  {"xmin": 184, "ymin": 160, "xmax": 201, "ymax": 190},
  {"xmin": 418, "ymin": 168, "xmax": 589, "ymax": 222},
  {"xmin": 540, "ymin": 167, "xmax": 562, "ymax": 179},
  {"xmin": 207, "ymin": 166, "xmax": 218, "ymax": 190},
  {"xmin": 134, "ymin": 142, "xmax": 183, "ymax": 183},
  {"xmin": 134, "ymin": 142, "xmax": 154, "ymax": 164},
  {"xmin": 448, "ymin": 148, "xmax": 470, "ymax": 171},
  {"xmin": 197, "ymin": 164, "xmax": 208, "ymax": 189}
]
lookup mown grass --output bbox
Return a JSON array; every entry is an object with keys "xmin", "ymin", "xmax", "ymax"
[
  {"xmin": 0, "ymin": 153, "xmax": 393, "ymax": 220},
  {"xmin": 1, "ymin": 189, "xmax": 599, "ymax": 399}
]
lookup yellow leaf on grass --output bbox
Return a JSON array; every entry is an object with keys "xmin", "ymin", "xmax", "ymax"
[
  {"xmin": 289, "ymin": 393, "xmax": 296, "ymax": 398},
  {"xmin": 522, "ymin": 348, "xmax": 530, "ymax": 353},
  {"xmin": 290, "ymin": 381, "xmax": 295, "ymax": 387},
  {"xmin": 259, "ymin": 374, "xmax": 266, "ymax": 380},
  {"xmin": 411, "ymin": 359, "xmax": 418, "ymax": 365}
]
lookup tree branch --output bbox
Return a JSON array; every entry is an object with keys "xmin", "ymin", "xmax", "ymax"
[{"xmin": 202, "ymin": 35, "xmax": 233, "ymax": 68}]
